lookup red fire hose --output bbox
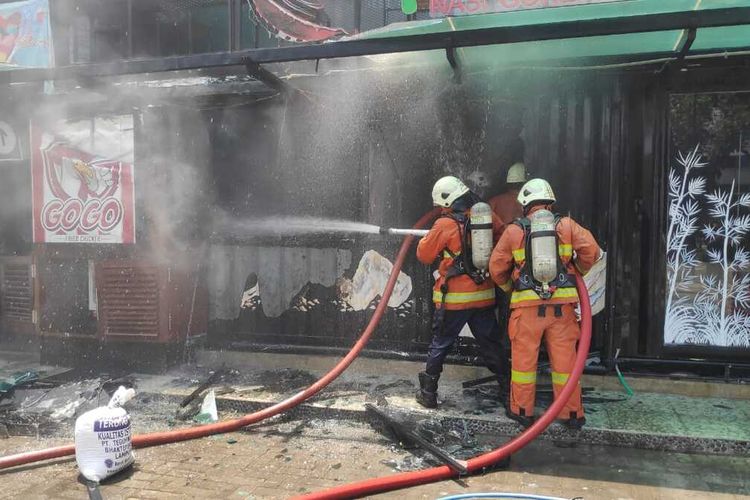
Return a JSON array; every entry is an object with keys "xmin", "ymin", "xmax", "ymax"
[
  {"xmin": 0, "ymin": 210, "xmax": 439, "ymax": 471},
  {"xmin": 295, "ymin": 273, "xmax": 593, "ymax": 500}
]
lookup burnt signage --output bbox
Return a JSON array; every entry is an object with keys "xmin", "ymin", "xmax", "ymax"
[
  {"xmin": 30, "ymin": 116, "xmax": 136, "ymax": 244},
  {"xmin": 429, "ymin": 0, "xmax": 627, "ymax": 17}
]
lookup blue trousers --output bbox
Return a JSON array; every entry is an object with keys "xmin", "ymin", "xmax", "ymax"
[{"xmin": 425, "ymin": 306, "xmax": 507, "ymax": 378}]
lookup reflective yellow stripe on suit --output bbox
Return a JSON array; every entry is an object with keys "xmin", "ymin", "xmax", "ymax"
[
  {"xmin": 511, "ymin": 370, "xmax": 537, "ymax": 384},
  {"xmin": 552, "ymin": 372, "xmax": 571, "ymax": 385},
  {"xmin": 512, "ymin": 244, "xmax": 574, "ymax": 263},
  {"xmin": 432, "ymin": 288, "xmax": 496, "ymax": 304},
  {"xmin": 510, "ymin": 287, "xmax": 579, "ymax": 304}
]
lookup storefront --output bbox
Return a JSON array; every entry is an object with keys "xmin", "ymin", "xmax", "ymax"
[{"xmin": 1, "ymin": 0, "xmax": 749, "ymax": 373}]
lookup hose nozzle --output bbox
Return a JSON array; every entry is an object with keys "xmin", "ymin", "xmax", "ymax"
[{"xmin": 380, "ymin": 227, "xmax": 429, "ymax": 238}]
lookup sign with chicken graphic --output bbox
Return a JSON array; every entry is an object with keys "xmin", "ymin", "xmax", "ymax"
[{"xmin": 31, "ymin": 117, "xmax": 135, "ymax": 244}]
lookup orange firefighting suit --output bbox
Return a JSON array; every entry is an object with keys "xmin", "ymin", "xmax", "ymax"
[
  {"xmin": 489, "ymin": 206, "xmax": 601, "ymax": 421},
  {"xmin": 489, "ymin": 189, "xmax": 523, "ymax": 226},
  {"xmin": 417, "ymin": 208, "xmax": 506, "ymax": 377},
  {"xmin": 488, "ymin": 188, "xmax": 524, "ymax": 354},
  {"xmin": 418, "ymin": 209, "xmax": 504, "ymax": 311}
]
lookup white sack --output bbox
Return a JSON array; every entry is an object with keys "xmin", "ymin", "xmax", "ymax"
[{"xmin": 75, "ymin": 386, "xmax": 136, "ymax": 482}]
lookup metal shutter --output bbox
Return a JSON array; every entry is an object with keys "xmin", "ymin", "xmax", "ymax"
[
  {"xmin": 97, "ymin": 263, "xmax": 161, "ymax": 339},
  {"xmin": 1, "ymin": 260, "xmax": 34, "ymax": 324}
]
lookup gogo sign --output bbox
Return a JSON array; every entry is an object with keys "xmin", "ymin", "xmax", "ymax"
[
  {"xmin": 41, "ymin": 197, "xmax": 123, "ymax": 233},
  {"xmin": 31, "ymin": 124, "xmax": 135, "ymax": 244}
]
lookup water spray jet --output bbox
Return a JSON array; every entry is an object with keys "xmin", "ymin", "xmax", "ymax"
[
  {"xmin": 212, "ymin": 214, "xmax": 470, "ymax": 241},
  {"xmin": 210, "ymin": 212, "xmax": 430, "ymax": 239}
]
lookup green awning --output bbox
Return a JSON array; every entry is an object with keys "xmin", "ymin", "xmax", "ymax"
[{"xmin": 353, "ymin": 0, "xmax": 750, "ymax": 68}]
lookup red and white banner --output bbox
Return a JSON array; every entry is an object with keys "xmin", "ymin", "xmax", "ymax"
[
  {"xmin": 31, "ymin": 118, "xmax": 135, "ymax": 244},
  {"xmin": 429, "ymin": 0, "xmax": 626, "ymax": 17}
]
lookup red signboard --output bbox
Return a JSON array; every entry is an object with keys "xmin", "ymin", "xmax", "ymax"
[
  {"xmin": 429, "ymin": 0, "xmax": 626, "ymax": 17},
  {"xmin": 30, "ymin": 117, "xmax": 135, "ymax": 244}
]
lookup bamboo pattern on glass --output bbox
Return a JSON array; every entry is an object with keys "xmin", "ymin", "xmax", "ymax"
[{"xmin": 664, "ymin": 145, "xmax": 750, "ymax": 347}]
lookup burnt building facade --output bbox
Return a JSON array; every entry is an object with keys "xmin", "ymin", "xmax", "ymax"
[{"xmin": 1, "ymin": 0, "xmax": 749, "ymax": 376}]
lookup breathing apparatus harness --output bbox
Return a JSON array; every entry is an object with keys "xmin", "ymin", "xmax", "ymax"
[
  {"xmin": 512, "ymin": 212, "xmax": 576, "ymax": 305},
  {"xmin": 437, "ymin": 195, "xmax": 494, "ymax": 312},
  {"xmin": 441, "ymin": 211, "xmax": 487, "ymax": 288}
]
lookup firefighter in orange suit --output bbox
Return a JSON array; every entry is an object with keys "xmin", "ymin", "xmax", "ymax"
[
  {"xmin": 489, "ymin": 178, "xmax": 601, "ymax": 429},
  {"xmin": 415, "ymin": 176, "xmax": 508, "ymax": 409},
  {"xmin": 489, "ymin": 162, "xmax": 526, "ymax": 225},
  {"xmin": 488, "ymin": 162, "xmax": 527, "ymax": 384}
]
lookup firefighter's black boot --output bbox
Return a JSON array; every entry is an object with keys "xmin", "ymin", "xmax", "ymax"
[
  {"xmin": 416, "ymin": 372, "xmax": 439, "ymax": 409},
  {"xmin": 505, "ymin": 408, "xmax": 535, "ymax": 429},
  {"xmin": 497, "ymin": 372, "xmax": 510, "ymax": 411},
  {"xmin": 563, "ymin": 412, "xmax": 586, "ymax": 431}
]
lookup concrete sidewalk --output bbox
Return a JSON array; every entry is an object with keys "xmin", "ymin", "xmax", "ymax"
[
  {"xmin": 1, "ymin": 418, "xmax": 748, "ymax": 500},
  {"xmin": 0, "ymin": 348, "xmax": 748, "ymax": 457},
  {"xmin": 131, "ymin": 350, "xmax": 750, "ymax": 457},
  {"xmin": 0, "ymin": 349, "xmax": 749, "ymax": 499}
]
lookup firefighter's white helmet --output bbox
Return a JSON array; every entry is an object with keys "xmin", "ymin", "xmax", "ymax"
[
  {"xmin": 432, "ymin": 176, "xmax": 470, "ymax": 208},
  {"xmin": 506, "ymin": 162, "xmax": 527, "ymax": 184},
  {"xmin": 518, "ymin": 178, "xmax": 556, "ymax": 207}
]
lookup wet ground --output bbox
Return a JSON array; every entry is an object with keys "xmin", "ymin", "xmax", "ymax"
[
  {"xmin": 0, "ymin": 417, "xmax": 747, "ymax": 499},
  {"xmin": 0, "ymin": 350, "xmax": 749, "ymax": 498},
  {"xmin": 1, "ymin": 351, "xmax": 749, "ymax": 451}
]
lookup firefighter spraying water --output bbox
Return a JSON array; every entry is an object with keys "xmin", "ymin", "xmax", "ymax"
[{"xmin": 414, "ymin": 176, "xmax": 509, "ymax": 412}]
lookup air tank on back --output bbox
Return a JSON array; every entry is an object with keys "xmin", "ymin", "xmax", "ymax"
[
  {"xmin": 469, "ymin": 202, "xmax": 493, "ymax": 271},
  {"xmin": 528, "ymin": 209, "xmax": 558, "ymax": 285}
]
